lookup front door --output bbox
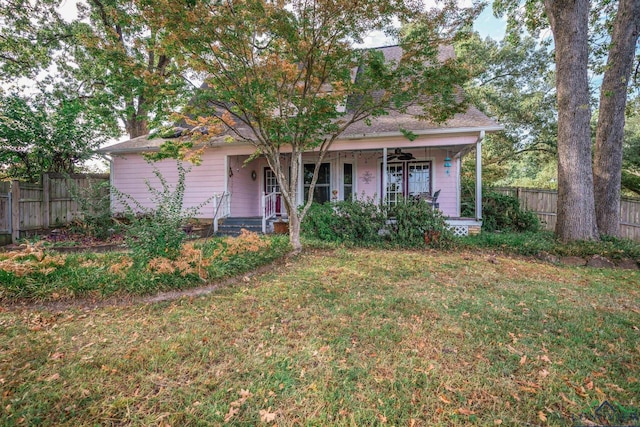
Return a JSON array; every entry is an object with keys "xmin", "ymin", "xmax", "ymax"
[
  {"xmin": 264, "ymin": 168, "xmax": 283, "ymax": 215},
  {"xmin": 384, "ymin": 161, "xmax": 432, "ymax": 204}
]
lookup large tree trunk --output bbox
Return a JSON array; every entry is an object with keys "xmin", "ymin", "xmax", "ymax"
[
  {"xmin": 126, "ymin": 116, "xmax": 149, "ymax": 139},
  {"xmin": 545, "ymin": 0, "xmax": 599, "ymax": 241},
  {"xmin": 593, "ymin": 0, "xmax": 640, "ymax": 237}
]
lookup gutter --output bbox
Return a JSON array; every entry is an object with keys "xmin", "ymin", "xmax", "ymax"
[{"xmin": 340, "ymin": 125, "xmax": 504, "ymax": 141}]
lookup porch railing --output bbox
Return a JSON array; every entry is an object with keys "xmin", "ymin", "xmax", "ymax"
[
  {"xmin": 213, "ymin": 192, "xmax": 231, "ymax": 233},
  {"xmin": 262, "ymin": 191, "xmax": 278, "ymax": 233}
]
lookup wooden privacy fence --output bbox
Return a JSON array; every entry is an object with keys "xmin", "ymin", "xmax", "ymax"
[
  {"xmin": 0, "ymin": 173, "xmax": 109, "ymax": 245},
  {"xmin": 493, "ymin": 187, "xmax": 640, "ymax": 241}
]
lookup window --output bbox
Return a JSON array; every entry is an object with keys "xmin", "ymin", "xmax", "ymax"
[
  {"xmin": 383, "ymin": 161, "xmax": 432, "ymax": 204},
  {"xmin": 304, "ymin": 163, "xmax": 331, "ymax": 204},
  {"xmin": 343, "ymin": 163, "xmax": 353, "ymax": 201}
]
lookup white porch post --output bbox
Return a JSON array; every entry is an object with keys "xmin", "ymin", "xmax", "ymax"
[
  {"xmin": 475, "ymin": 131, "xmax": 485, "ymax": 221},
  {"xmin": 296, "ymin": 152, "xmax": 303, "ymax": 206},
  {"xmin": 455, "ymin": 155, "xmax": 461, "ymax": 217},
  {"xmin": 382, "ymin": 147, "xmax": 388, "ymax": 204}
]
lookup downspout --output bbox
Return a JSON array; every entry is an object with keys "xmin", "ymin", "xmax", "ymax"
[{"xmin": 475, "ymin": 130, "xmax": 485, "ymax": 222}]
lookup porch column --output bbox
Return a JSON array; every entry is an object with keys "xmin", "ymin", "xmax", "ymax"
[
  {"xmin": 475, "ymin": 131, "xmax": 485, "ymax": 221},
  {"xmin": 296, "ymin": 152, "xmax": 303, "ymax": 206},
  {"xmin": 382, "ymin": 147, "xmax": 388, "ymax": 204}
]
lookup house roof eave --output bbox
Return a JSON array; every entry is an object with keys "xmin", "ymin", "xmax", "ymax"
[{"xmin": 339, "ymin": 125, "xmax": 504, "ymax": 141}]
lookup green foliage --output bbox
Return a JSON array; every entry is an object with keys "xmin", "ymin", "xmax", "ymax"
[
  {"xmin": 115, "ymin": 160, "xmax": 208, "ymax": 262},
  {"xmin": 301, "ymin": 196, "xmax": 386, "ymax": 244},
  {"xmin": 301, "ymin": 198, "xmax": 452, "ymax": 248},
  {"xmin": 481, "ymin": 191, "xmax": 540, "ymax": 233},
  {"xmin": 460, "ymin": 179, "xmax": 540, "ymax": 233},
  {"xmin": 455, "ymin": 32, "xmax": 557, "ymax": 186},
  {"xmin": 459, "ymin": 230, "xmax": 640, "ymax": 260},
  {"xmin": 386, "ymin": 200, "xmax": 453, "ymax": 248},
  {"xmin": 66, "ymin": 176, "xmax": 117, "ymax": 240},
  {"xmin": 0, "ymin": 234, "xmax": 291, "ymax": 301},
  {"xmin": 0, "ymin": 93, "xmax": 114, "ymax": 182}
]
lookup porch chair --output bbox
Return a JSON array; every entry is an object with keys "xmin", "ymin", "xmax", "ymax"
[{"xmin": 430, "ymin": 189, "xmax": 440, "ymax": 209}]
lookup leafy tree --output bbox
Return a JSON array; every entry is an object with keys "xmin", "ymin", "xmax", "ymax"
[
  {"xmin": 0, "ymin": 0, "xmax": 69, "ymax": 79},
  {"xmin": 0, "ymin": 0, "xmax": 189, "ymax": 140},
  {"xmin": 456, "ymin": 33, "xmax": 557, "ymax": 185},
  {"xmin": 143, "ymin": 0, "xmax": 475, "ymax": 252},
  {"xmin": 68, "ymin": 0, "xmax": 191, "ymax": 138},
  {"xmin": 493, "ymin": 0, "xmax": 640, "ymax": 241},
  {"xmin": 0, "ymin": 92, "xmax": 114, "ymax": 182}
]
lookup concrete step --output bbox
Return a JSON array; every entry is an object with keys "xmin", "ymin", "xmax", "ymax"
[{"xmin": 217, "ymin": 217, "xmax": 263, "ymax": 236}]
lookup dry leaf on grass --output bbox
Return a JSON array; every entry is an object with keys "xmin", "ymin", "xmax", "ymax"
[{"xmin": 259, "ymin": 408, "xmax": 277, "ymax": 423}]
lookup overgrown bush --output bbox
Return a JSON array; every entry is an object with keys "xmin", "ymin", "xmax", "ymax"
[
  {"xmin": 302, "ymin": 195, "xmax": 386, "ymax": 244},
  {"xmin": 67, "ymin": 177, "xmax": 117, "ymax": 240},
  {"xmin": 301, "ymin": 197, "xmax": 451, "ymax": 248},
  {"xmin": 114, "ymin": 160, "xmax": 210, "ymax": 262},
  {"xmin": 460, "ymin": 178, "xmax": 540, "ymax": 233},
  {"xmin": 385, "ymin": 199, "xmax": 453, "ymax": 247},
  {"xmin": 481, "ymin": 191, "xmax": 540, "ymax": 233}
]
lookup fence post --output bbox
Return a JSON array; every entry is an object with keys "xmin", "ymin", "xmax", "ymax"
[
  {"xmin": 42, "ymin": 173, "xmax": 50, "ymax": 229},
  {"xmin": 11, "ymin": 180, "xmax": 20, "ymax": 243}
]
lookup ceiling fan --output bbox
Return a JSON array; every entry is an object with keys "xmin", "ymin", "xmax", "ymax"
[{"xmin": 383, "ymin": 148, "xmax": 416, "ymax": 161}]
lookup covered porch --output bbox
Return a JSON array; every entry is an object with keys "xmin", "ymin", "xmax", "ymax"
[{"xmin": 216, "ymin": 134, "xmax": 485, "ymax": 235}]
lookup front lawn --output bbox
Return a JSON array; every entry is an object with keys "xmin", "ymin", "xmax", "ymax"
[{"xmin": 1, "ymin": 248, "xmax": 638, "ymax": 425}]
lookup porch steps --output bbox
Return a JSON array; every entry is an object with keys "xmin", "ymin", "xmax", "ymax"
[{"xmin": 217, "ymin": 217, "xmax": 263, "ymax": 236}]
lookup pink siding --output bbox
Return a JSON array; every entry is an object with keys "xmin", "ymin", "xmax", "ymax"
[
  {"xmin": 112, "ymin": 150, "xmax": 225, "ymax": 218},
  {"xmin": 112, "ymin": 133, "xmax": 478, "ymax": 219},
  {"xmin": 228, "ymin": 155, "xmax": 260, "ymax": 217}
]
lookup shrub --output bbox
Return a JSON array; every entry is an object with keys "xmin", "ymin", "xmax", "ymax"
[
  {"xmin": 301, "ymin": 195, "xmax": 386, "ymax": 244},
  {"xmin": 301, "ymin": 197, "xmax": 452, "ymax": 248},
  {"xmin": 67, "ymin": 176, "xmax": 117, "ymax": 240},
  {"xmin": 385, "ymin": 199, "xmax": 453, "ymax": 248},
  {"xmin": 481, "ymin": 191, "xmax": 540, "ymax": 233},
  {"xmin": 114, "ymin": 160, "xmax": 211, "ymax": 262}
]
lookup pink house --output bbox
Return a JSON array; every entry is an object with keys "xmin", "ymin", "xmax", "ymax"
[
  {"xmin": 99, "ymin": 46, "xmax": 502, "ymax": 236},
  {"xmin": 100, "ymin": 107, "xmax": 500, "ymax": 236}
]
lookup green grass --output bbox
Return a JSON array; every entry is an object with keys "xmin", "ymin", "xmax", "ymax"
[
  {"xmin": 1, "ymin": 248, "xmax": 638, "ymax": 425},
  {"xmin": 458, "ymin": 231, "xmax": 640, "ymax": 260},
  {"xmin": 0, "ymin": 234, "xmax": 291, "ymax": 302}
]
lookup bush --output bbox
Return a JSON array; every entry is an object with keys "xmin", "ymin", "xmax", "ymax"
[
  {"xmin": 67, "ymin": 177, "xmax": 118, "ymax": 240},
  {"xmin": 385, "ymin": 199, "xmax": 453, "ymax": 248},
  {"xmin": 301, "ymin": 195, "xmax": 386, "ymax": 244},
  {"xmin": 115, "ymin": 160, "xmax": 210, "ymax": 262},
  {"xmin": 481, "ymin": 191, "xmax": 540, "ymax": 233},
  {"xmin": 301, "ymin": 197, "xmax": 452, "ymax": 248}
]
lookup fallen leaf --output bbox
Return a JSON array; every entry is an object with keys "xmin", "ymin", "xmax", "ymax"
[
  {"xmin": 457, "ymin": 408, "xmax": 475, "ymax": 416},
  {"xmin": 494, "ymin": 420, "xmax": 503, "ymax": 425},
  {"xmin": 377, "ymin": 414, "xmax": 388, "ymax": 423},
  {"xmin": 224, "ymin": 406, "xmax": 239, "ymax": 422},
  {"xmin": 559, "ymin": 392, "xmax": 576, "ymax": 406},
  {"xmin": 606, "ymin": 383, "xmax": 625, "ymax": 392},
  {"xmin": 538, "ymin": 411, "xmax": 547, "ymax": 422},
  {"xmin": 540, "ymin": 355, "xmax": 552, "ymax": 363},
  {"xmin": 438, "ymin": 395, "xmax": 451, "ymax": 404},
  {"xmin": 520, "ymin": 355, "xmax": 527, "ymax": 365},
  {"xmin": 259, "ymin": 408, "xmax": 277, "ymax": 423},
  {"xmin": 46, "ymin": 373, "xmax": 60, "ymax": 382},
  {"xmin": 539, "ymin": 369, "xmax": 550, "ymax": 378}
]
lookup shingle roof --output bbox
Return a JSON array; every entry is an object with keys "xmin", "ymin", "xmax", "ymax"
[{"xmin": 99, "ymin": 45, "xmax": 501, "ymax": 154}]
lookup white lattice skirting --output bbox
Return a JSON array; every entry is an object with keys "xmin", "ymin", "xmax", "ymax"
[{"xmin": 449, "ymin": 225, "xmax": 469, "ymax": 237}]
